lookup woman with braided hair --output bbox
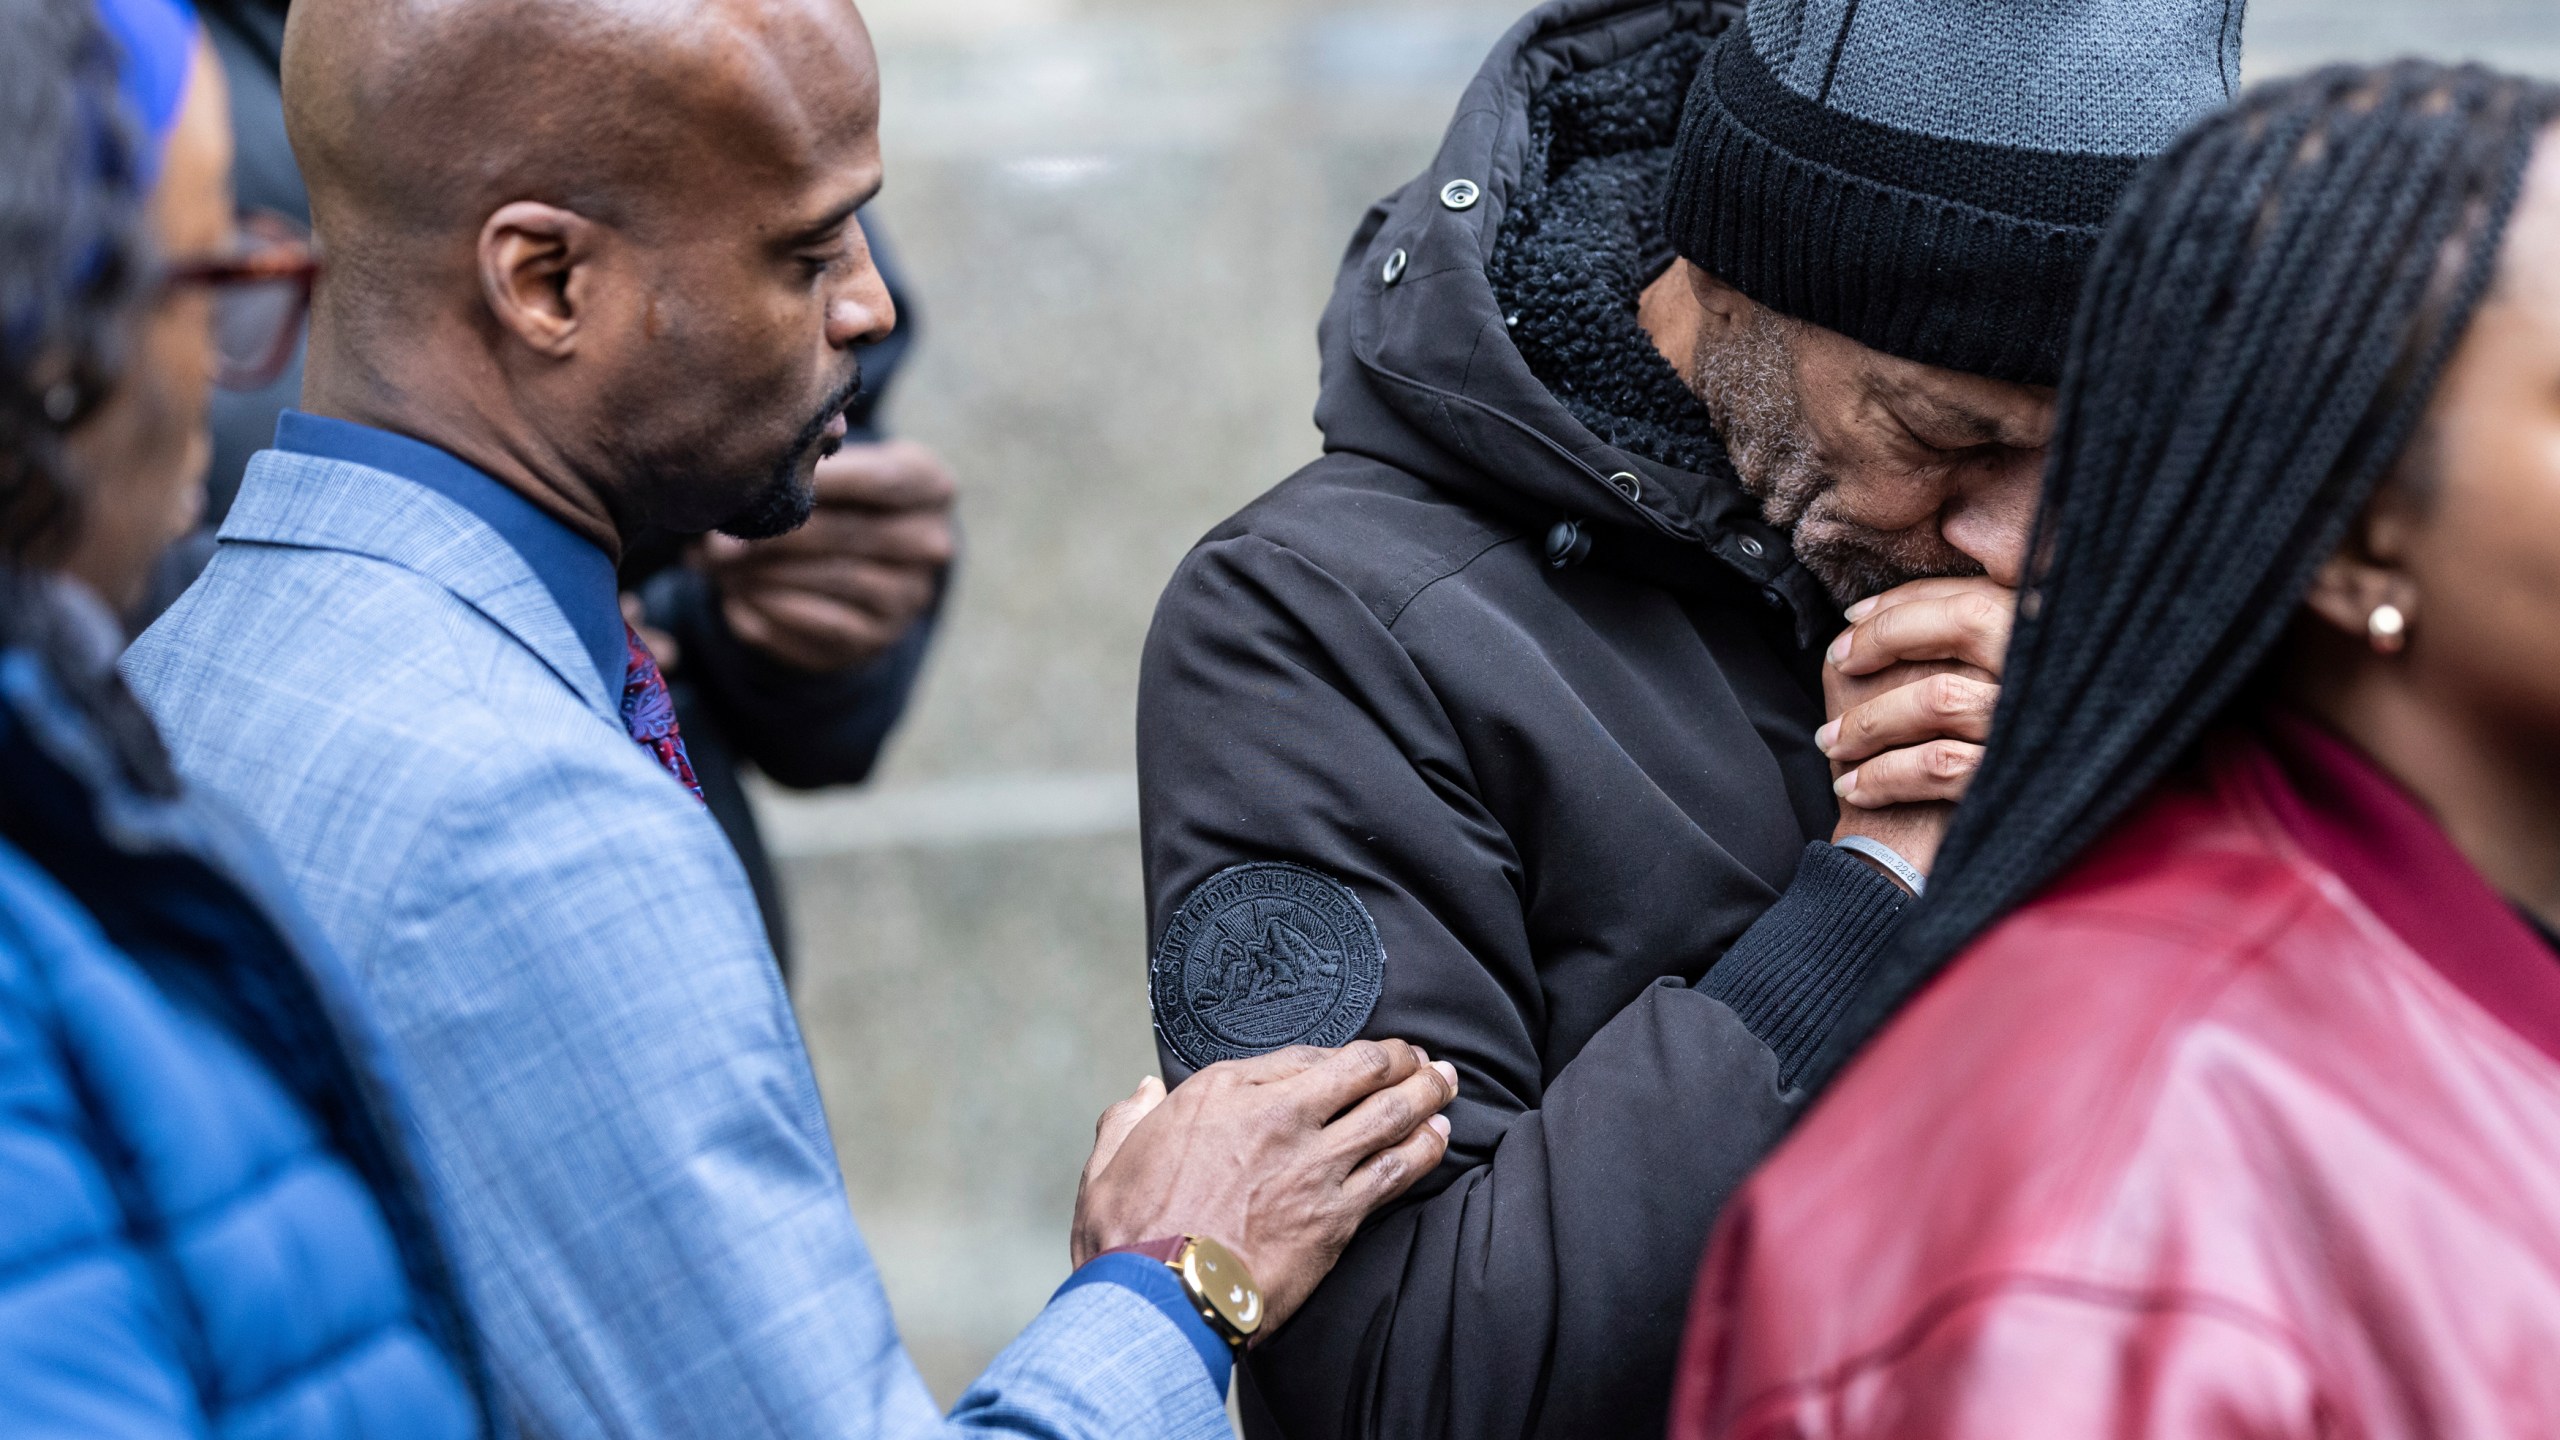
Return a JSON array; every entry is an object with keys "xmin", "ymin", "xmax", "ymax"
[{"xmin": 1668, "ymin": 61, "xmax": 2560, "ymax": 1438}]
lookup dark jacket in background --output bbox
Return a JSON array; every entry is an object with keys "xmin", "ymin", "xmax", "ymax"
[
  {"xmin": 0, "ymin": 579, "xmax": 494, "ymax": 1438},
  {"xmin": 1136, "ymin": 3, "xmax": 1909, "ymax": 1436},
  {"xmin": 182, "ymin": 0, "xmax": 940, "ymax": 969}
]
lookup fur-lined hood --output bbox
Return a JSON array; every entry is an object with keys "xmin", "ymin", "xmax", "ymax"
[{"xmin": 1309, "ymin": 0, "xmax": 1837, "ymax": 642}]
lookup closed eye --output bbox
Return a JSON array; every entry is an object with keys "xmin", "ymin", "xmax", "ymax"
[{"xmin": 1892, "ymin": 412, "xmax": 1997, "ymax": 460}]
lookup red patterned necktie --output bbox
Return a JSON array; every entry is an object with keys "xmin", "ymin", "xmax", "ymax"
[{"xmin": 620, "ymin": 623, "xmax": 704, "ymax": 803}]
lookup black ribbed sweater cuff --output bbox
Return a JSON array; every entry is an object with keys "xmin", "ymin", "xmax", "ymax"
[{"xmin": 1700, "ymin": 842, "xmax": 1910, "ymax": 1090}]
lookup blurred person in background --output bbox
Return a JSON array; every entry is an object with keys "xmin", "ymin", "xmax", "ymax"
[
  {"xmin": 124, "ymin": 0, "xmax": 1462, "ymax": 1434},
  {"xmin": 154, "ymin": 0, "xmax": 960, "ymax": 974},
  {"xmin": 1677, "ymin": 64, "xmax": 2560, "ymax": 1437},
  {"xmin": 0, "ymin": 0, "xmax": 491, "ymax": 1432},
  {"xmin": 1135, "ymin": 0, "xmax": 2241, "ymax": 1433}
]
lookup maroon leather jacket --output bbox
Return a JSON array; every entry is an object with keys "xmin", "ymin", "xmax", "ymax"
[{"xmin": 1671, "ymin": 714, "xmax": 2560, "ymax": 1438}]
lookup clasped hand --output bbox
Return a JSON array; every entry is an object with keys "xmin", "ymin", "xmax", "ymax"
[{"xmin": 1818, "ymin": 575, "xmax": 2018, "ymax": 877}]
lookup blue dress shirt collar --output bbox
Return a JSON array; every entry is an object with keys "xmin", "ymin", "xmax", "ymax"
[{"xmin": 273, "ymin": 411, "xmax": 627, "ymax": 698}]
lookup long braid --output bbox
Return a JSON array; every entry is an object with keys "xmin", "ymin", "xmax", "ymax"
[{"xmin": 1806, "ymin": 64, "xmax": 2560, "ymax": 1094}]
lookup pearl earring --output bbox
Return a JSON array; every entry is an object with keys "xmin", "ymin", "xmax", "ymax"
[{"xmin": 2367, "ymin": 602, "xmax": 2408, "ymax": 655}]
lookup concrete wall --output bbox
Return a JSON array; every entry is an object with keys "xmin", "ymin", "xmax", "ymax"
[{"xmin": 761, "ymin": 0, "xmax": 2560, "ymax": 1404}]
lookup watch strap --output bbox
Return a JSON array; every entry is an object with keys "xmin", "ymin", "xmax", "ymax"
[
  {"xmin": 1100, "ymin": 1235, "xmax": 1261, "ymax": 1350},
  {"xmin": 1102, "ymin": 1235, "xmax": 1188, "ymax": 1266}
]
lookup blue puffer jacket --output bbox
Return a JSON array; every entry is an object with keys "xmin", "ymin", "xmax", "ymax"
[{"xmin": 0, "ymin": 588, "xmax": 491, "ymax": 1439}]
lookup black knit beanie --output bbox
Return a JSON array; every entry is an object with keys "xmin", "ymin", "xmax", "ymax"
[{"xmin": 1664, "ymin": 0, "xmax": 2247, "ymax": 386}]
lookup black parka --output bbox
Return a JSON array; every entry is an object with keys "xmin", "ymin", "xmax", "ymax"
[{"xmin": 1138, "ymin": 2, "xmax": 1911, "ymax": 1436}]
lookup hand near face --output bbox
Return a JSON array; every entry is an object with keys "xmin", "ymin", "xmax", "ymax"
[
  {"xmin": 1817, "ymin": 576, "xmax": 2018, "ymax": 876},
  {"xmin": 1070, "ymin": 1041, "xmax": 1458, "ymax": 1341},
  {"xmin": 704, "ymin": 438, "xmax": 957, "ymax": 674}
]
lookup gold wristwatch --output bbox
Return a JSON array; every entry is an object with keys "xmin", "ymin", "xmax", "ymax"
[{"xmin": 1113, "ymin": 1235, "xmax": 1265, "ymax": 1349}]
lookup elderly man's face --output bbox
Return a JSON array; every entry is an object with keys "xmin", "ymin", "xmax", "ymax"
[{"xmin": 1667, "ymin": 264, "xmax": 2054, "ymax": 603}]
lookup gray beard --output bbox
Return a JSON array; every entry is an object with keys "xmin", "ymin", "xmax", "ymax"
[{"xmin": 1684, "ymin": 308, "xmax": 1980, "ymax": 605}]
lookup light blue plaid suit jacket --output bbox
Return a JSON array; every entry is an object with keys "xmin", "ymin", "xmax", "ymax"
[{"xmin": 125, "ymin": 449, "xmax": 1229, "ymax": 1440}]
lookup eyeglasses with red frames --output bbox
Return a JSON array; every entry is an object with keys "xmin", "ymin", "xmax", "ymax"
[{"xmin": 163, "ymin": 210, "xmax": 319, "ymax": 392}]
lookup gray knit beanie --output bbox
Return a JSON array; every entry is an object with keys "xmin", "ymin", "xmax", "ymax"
[{"xmin": 1665, "ymin": 0, "xmax": 2247, "ymax": 385}]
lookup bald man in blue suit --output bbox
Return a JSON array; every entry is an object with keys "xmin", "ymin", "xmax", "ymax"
[{"xmin": 126, "ymin": 0, "xmax": 1458, "ymax": 1435}]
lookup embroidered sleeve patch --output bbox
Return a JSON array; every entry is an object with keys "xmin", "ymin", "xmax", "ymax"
[{"xmin": 1152, "ymin": 862, "xmax": 1387, "ymax": 1071}]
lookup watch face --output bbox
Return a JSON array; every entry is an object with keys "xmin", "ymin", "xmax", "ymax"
[{"xmin": 1181, "ymin": 1236, "xmax": 1264, "ymax": 1341}]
